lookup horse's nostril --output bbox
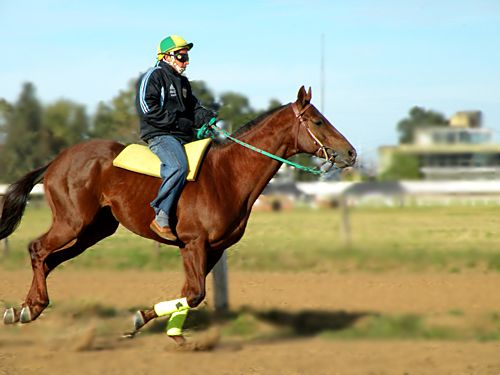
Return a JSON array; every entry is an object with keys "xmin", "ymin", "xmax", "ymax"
[{"xmin": 348, "ymin": 149, "xmax": 356, "ymax": 158}]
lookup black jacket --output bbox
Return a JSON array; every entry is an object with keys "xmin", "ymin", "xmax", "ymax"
[{"xmin": 136, "ymin": 61, "xmax": 214, "ymax": 143}]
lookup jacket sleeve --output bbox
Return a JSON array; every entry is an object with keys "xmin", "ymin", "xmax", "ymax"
[
  {"xmin": 192, "ymin": 98, "xmax": 216, "ymax": 128},
  {"xmin": 136, "ymin": 69, "xmax": 176, "ymax": 129},
  {"xmin": 184, "ymin": 81, "xmax": 216, "ymax": 128}
]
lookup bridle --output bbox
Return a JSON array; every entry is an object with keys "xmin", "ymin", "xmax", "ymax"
[
  {"xmin": 197, "ymin": 103, "xmax": 342, "ymax": 176},
  {"xmin": 291, "ymin": 102, "xmax": 337, "ymax": 164}
]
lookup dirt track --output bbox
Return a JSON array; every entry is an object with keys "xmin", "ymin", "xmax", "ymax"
[{"xmin": 1, "ymin": 269, "xmax": 500, "ymax": 374}]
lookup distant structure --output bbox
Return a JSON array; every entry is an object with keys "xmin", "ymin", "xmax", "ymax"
[
  {"xmin": 379, "ymin": 111, "xmax": 500, "ymax": 180},
  {"xmin": 0, "ymin": 111, "xmax": 6, "ymax": 152}
]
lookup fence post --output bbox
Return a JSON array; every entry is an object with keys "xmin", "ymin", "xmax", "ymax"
[
  {"xmin": 212, "ymin": 252, "xmax": 229, "ymax": 313},
  {"xmin": 340, "ymin": 194, "xmax": 351, "ymax": 247},
  {"xmin": 2, "ymin": 238, "xmax": 9, "ymax": 257}
]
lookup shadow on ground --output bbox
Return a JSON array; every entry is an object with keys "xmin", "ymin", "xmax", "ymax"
[{"xmin": 145, "ymin": 307, "xmax": 374, "ymax": 339}]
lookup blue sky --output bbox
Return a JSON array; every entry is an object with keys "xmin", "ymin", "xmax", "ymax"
[{"xmin": 1, "ymin": 0, "xmax": 499, "ymax": 164}]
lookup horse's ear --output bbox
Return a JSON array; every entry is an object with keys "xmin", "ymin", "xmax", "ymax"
[{"xmin": 296, "ymin": 85, "xmax": 312, "ymax": 108}]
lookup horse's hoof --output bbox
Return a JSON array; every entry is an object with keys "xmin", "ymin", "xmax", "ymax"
[
  {"xmin": 19, "ymin": 306, "xmax": 32, "ymax": 323},
  {"xmin": 133, "ymin": 310, "xmax": 146, "ymax": 331},
  {"xmin": 121, "ymin": 330, "xmax": 138, "ymax": 339},
  {"xmin": 169, "ymin": 334, "xmax": 186, "ymax": 346},
  {"xmin": 3, "ymin": 307, "xmax": 19, "ymax": 324}
]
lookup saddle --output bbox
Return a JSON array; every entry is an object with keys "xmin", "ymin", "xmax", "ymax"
[{"xmin": 112, "ymin": 138, "xmax": 212, "ymax": 181}]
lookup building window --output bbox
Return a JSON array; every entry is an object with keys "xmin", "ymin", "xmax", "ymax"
[{"xmin": 459, "ymin": 131, "xmax": 471, "ymax": 143}]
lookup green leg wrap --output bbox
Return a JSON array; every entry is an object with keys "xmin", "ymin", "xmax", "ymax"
[{"xmin": 166, "ymin": 309, "xmax": 189, "ymax": 336}]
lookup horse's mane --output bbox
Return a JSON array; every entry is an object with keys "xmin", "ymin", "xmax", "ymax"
[{"xmin": 212, "ymin": 104, "xmax": 288, "ymax": 147}]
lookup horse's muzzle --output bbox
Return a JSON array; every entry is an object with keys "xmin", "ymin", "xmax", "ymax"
[{"xmin": 325, "ymin": 147, "xmax": 357, "ymax": 169}]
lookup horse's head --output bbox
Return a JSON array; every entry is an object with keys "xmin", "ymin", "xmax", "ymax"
[{"xmin": 292, "ymin": 86, "xmax": 356, "ymax": 169}]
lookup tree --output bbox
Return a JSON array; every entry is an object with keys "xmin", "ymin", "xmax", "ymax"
[
  {"xmin": 92, "ymin": 80, "xmax": 140, "ymax": 144},
  {"xmin": 0, "ymin": 99, "xmax": 13, "ymax": 182},
  {"xmin": 1, "ymin": 83, "xmax": 45, "ymax": 181},
  {"xmin": 249, "ymin": 98, "xmax": 283, "ymax": 122},
  {"xmin": 0, "ymin": 98, "xmax": 13, "ymax": 146},
  {"xmin": 267, "ymin": 98, "xmax": 282, "ymax": 111},
  {"xmin": 40, "ymin": 99, "xmax": 90, "ymax": 158},
  {"xmin": 92, "ymin": 101, "xmax": 114, "ymax": 138},
  {"xmin": 191, "ymin": 80, "xmax": 219, "ymax": 113},
  {"xmin": 110, "ymin": 81, "xmax": 140, "ymax": 143},
  {"xmin": 379, "ymin": 153, "xmax": 421, "ymax": 181},
  {"xmin": 218, "ymin": 92, "xmax": 257, "ymax": 133},
  {"xmin": 0, "ymin": 79, "xmax": 287, "ymax": 182},
  {"xmin": 397, "ymin": 106, "xmax": 448, "ymax": 144}
]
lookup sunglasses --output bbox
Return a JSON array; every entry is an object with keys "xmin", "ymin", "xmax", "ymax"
[{"xmin": 169, "ymin": 52, "xmax": 189, "ymax": 63}]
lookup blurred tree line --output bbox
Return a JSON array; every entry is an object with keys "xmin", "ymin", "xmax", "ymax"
[
  {"xmin": 379, "ymin": 106, "xmax": 449, "ymax": 181},
  {"xmin": 1, "ymin": 80, "xmax": 447, "ymax": 184},
  {"xmin": 0, "ymin": 80, "xmax": 282, "ymax": 183}
]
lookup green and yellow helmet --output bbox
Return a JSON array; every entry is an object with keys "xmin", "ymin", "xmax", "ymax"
[{"xmin": 157, "ymin": 35, "xmax": 193, "ymax": 61}]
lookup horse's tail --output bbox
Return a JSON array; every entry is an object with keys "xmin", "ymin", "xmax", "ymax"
[{"xmin": 0, "ymin": 163, "xmax": 51, "ymax": 240}]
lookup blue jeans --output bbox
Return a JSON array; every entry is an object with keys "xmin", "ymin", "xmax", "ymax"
[{"xmin": 148, "ymin": 135, "xmax": 188, "ymax": 226}]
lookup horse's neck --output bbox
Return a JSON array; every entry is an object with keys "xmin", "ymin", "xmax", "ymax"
[{"xmin": 212, "ymin": 110, "xmax": 296, "ymax": 208}]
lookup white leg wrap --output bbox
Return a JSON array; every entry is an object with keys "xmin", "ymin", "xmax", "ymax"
[{"xmin": 154, "ymin": 297, "xmax": 189, "ymax": 317}]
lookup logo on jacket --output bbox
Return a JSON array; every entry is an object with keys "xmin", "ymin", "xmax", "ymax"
[
  {"xmin": 169, "ymin": 84, "xmax": 177, "ymax": 97},
  {"xmin": 182, "ymin": 88, "xmax": 187, "ymax": 98}
]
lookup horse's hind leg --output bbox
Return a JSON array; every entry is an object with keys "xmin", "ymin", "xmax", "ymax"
[
  {"xmin": 3, "ymin": 220, "xmax": 80, "ymax": 324},
  {"xmin": 18, "ymin": 207, "xmax": 118, "ymax": 323},
  {"xmin": 16, "ymin": 230, "xmax": 71, "ymax": 323}
]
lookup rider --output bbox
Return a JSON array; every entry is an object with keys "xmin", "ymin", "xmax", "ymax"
[{"xmin": 136, "ymin": 35, "xmax": 216, "ymax": 241}]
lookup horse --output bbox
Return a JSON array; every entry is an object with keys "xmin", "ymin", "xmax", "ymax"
[{"xmin": 0, "ymin": 86, "xmax": 356, "ymax": 343}]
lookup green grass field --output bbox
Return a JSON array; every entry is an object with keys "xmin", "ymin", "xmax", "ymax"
[
  {"xmin": 2, "ymin": 201, "xmax": 500, "ymax": 344},
  {"xmin": 2, "ymin": 201, "xmax": 500, "ymax": 272}
]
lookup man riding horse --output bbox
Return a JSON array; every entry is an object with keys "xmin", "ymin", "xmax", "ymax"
[
  {"xmin": 1, "ymin": 34, "xmax": 356, "ymax": 346},
  {"xmin": 136, "ymin": 35, "xmax": 216, "ymax": 241}
]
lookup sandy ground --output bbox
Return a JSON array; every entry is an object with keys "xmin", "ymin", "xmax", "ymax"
[{"xmin": 1, "ymin": 269, "xmax": 500, "ymax": 374}]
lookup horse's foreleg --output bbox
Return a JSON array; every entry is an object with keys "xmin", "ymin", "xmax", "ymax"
[
  {"xmin": 129, "ymin": 238, "xmax": 208, "ymax": 342},
  {"xmin": 180, "ymin": 238, "xmax": 208, "ymax": 307},
  {"xmin": 205, "ymin": 248, "xmax": 225, "ymax": 275},
  {"xmin": 130, "ymin": 298, "xmax": 190, "ymax": 343}
]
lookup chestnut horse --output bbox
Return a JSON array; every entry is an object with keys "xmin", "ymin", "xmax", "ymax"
[{"xmin": 1, "ymin": 86, "xmax": 356, "ymax": 337}]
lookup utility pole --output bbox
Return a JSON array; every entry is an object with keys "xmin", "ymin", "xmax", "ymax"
[
  {"xmin": 320, "ymin": 33, "xmax": 325, "ymax": 112},
  {"xmin": 212, "ymin": 252, "xmax": 229, "ymax": 313},
  {"xmin": 2, "ymin": 238, "xmax": 9, "ymax": 257}
]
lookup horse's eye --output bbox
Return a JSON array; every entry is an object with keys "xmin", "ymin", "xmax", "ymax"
[{"xmin": 313, "ymin": 119, "xmax": 323, "ymax": 126}]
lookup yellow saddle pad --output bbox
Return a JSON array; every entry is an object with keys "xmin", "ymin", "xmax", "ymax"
[{"xmin": 112, "ymin": 138, "xmax": 212, "ymax": 181}]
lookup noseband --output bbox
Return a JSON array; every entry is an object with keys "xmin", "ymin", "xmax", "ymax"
[{"xmin": 291, "ymin": 103, "xmax": 336, "ymax": 163}]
